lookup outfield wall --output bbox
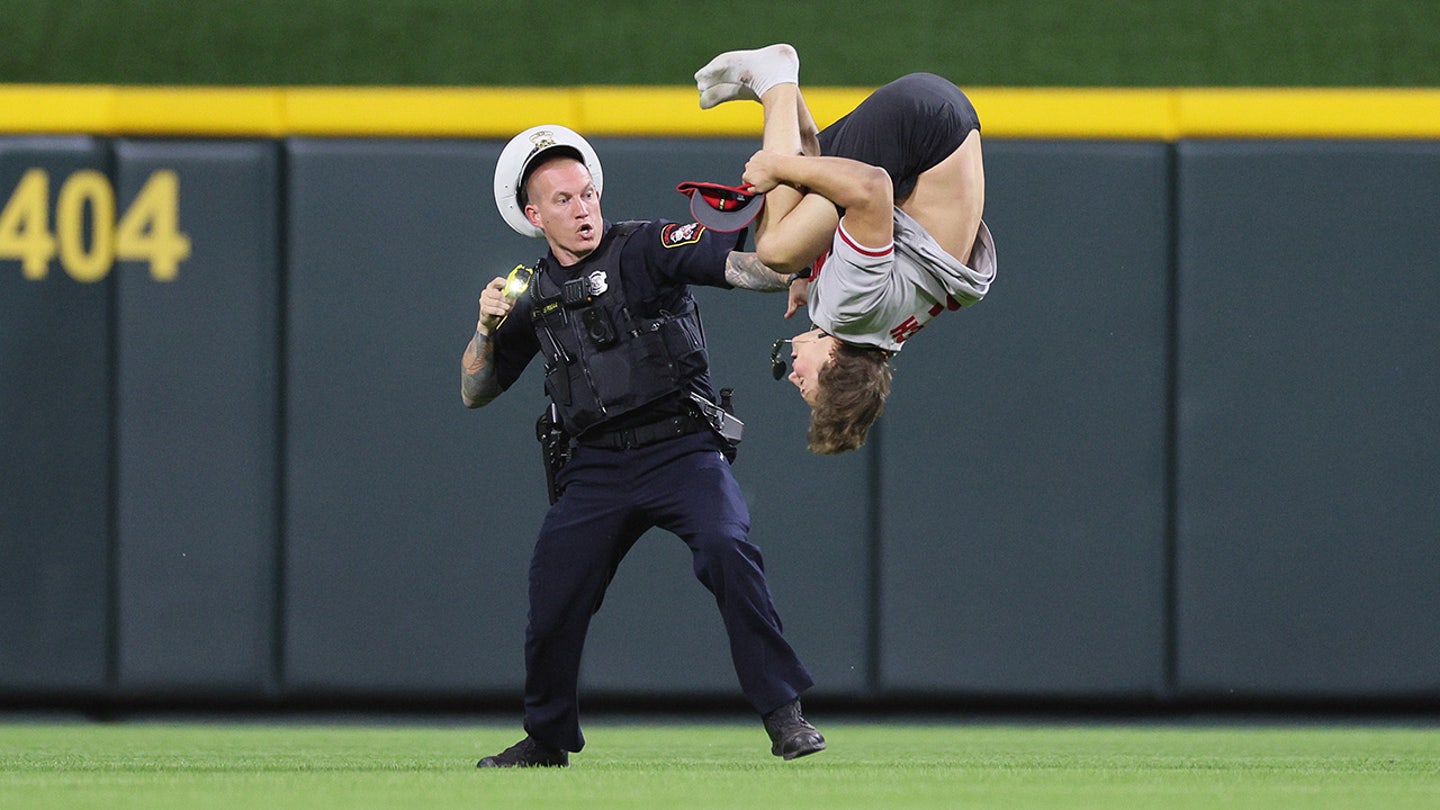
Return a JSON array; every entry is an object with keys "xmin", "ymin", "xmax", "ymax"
[{"xmin": 3, "ymin": 94, "xmax": 1439, "ymax": 708}]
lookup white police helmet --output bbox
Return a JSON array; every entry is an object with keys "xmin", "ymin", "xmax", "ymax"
[{"xmin": 494, "ymin": 124, "xmax": 604, "ymax": 238}]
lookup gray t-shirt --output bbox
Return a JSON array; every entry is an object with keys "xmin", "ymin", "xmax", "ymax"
[{"xmin": 808, "ymin": 207, "xmax": 996, "ymax": 353}]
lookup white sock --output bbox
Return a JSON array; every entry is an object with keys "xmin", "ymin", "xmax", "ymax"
[
  {"xmin": 694, "ymin": 43, "xmax": 799, "ymax": 105},
  {"xmin": 699, "ymin": 82, "xmax": 756, "ymax": 110}
]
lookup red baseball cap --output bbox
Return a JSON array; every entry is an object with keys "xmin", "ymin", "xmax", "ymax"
[{"xmin": 676, "ymin": 181, "xmax": 766, "ymax": 232}]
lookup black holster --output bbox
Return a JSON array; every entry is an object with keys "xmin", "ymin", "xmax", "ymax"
[{"xmin": 536, "ymin": 402, "xmax": 573, "ymax": 504}]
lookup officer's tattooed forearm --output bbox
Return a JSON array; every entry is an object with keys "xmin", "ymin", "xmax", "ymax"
[
  {"xmin": 461, "ymin": 329, "xmax": 503, "ymax": 408},
  {"xmin": 724, "ymin": 251, "xmax": 791, "ymax": 292}
]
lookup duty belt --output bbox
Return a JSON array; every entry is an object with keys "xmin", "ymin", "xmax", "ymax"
[{"xmin": 577, "ymin": 412, "xmax": 705, "ymax": 450}]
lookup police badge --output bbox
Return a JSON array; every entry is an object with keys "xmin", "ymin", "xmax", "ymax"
[{"xmin": 587, "ymin": 270, "xmax": 609, "ymax": 297}]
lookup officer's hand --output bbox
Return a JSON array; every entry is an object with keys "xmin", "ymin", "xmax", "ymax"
[
  {"xmin": 785, "ymin": 276, "xmax": 809, "ymax": 319},
  {"xmin": 476, "ymin": 277, "xmax": 512, "ymax": 335}
]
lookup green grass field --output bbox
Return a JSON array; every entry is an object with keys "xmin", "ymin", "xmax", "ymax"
[{"xmin": 2, "ymin": 718, "xmax": 1438, "ymax": 809}]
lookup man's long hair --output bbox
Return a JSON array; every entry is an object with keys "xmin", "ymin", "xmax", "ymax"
[{"xmin": 807, "ymin": 343, "xmax": 891, "ymax": 454}]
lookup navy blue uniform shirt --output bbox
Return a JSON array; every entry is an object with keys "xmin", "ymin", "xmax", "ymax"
[{"xmin": 489, "ymin": 219, "xmax": 741, "ymax": 427}]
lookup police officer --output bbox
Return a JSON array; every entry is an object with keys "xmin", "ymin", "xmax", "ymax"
[{"xmin": 462, "ymin": 125, "xmax": 824, "ymax": 767}]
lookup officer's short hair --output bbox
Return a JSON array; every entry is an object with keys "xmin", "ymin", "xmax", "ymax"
[
  {"xmin": 518, "ymin": 147, "xmax": 584, "ymax": 207},
  {"xmin": 807, "ymin": 343, "xmax": 891, "ymax": 454}
]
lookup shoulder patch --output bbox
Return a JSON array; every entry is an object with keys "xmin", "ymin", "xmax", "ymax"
[{"xmin": 660, "ymin": 221, "xmax": 705, "ymax": 249}]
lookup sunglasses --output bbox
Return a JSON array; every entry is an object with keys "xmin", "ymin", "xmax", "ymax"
[{"xmin": 768, "ymin": 328, "xmax": 831, "ymax": 381}]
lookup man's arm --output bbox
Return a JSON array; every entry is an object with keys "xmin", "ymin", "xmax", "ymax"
[
  {"xmin": 461, "ymin": 277, "xmax": 512, "ymax": 408},
  {"xmin": 724, "ymin": 250, "xmax": 812, "ymax": 319},
  {"xmin": 744, "ymin": 151, "xmax": 894, "ymax": 259},
  {"xmin": 461, "ymin": 329, "xmax": 503, "ymax": 408},
  {"xmin": 723, "ymin": 251, "xmax": 791, "ymax": 291}
]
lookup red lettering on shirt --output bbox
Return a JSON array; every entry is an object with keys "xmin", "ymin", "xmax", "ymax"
[
  {"xmin": 890, "ymin": 317, "xmax": 925, "ymax": 344},
  {"xmin": 892, "ymin": 295, "xmax": 966, "ymax": 346}
]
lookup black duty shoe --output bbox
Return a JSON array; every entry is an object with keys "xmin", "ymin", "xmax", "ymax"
[
  {"xmin": 762, "ymin": 699, "xmax": 826, "ymax": 760},
  {"xmin": 476, "ymin": 736, "xmax": 569, "ymax": 768}
]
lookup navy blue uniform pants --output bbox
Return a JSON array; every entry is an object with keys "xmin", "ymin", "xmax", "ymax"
[{"xmin": 522, "ymin": 431, "xmax": 814, "ymax": 753}]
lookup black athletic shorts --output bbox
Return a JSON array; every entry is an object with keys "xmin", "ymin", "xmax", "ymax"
[{"xmin": 817, "ymin": 72, "xmax": 980, "ymax": 201}]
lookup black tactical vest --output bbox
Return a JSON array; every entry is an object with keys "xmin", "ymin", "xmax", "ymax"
[{"xmin": 528, "ymin": 222, "xmax": 709, "ymax": 436}]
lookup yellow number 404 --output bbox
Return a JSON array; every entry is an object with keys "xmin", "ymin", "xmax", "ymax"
[{"xmin": 0, "ymin": 168, "xmax": 192, "ymax": 282}]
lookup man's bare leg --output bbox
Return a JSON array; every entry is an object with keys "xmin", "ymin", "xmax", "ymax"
[
  {"xmin": 755, "ymin": 83, "xmax": 803, "ymax": 238},
  {"xmin": 697, "ymin": 45, "xmax": 836, "ymax": 272},
  {"xmin": 796, "ymin": 88, "xmax": 820, "ymax": 157}
]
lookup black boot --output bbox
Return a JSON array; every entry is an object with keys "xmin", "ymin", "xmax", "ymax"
[
  {"xmin": 476, "ymin": 736, "xmax": 569, "ymax": 768},
  {"xmin": 762, "ymin": 699, "xmax": 826, "ymax": 760}
]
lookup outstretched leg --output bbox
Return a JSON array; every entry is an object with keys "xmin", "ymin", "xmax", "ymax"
[
  {"xmin": 751, "ymin": 82, "xmax": 844, "ymax": 273},
  {"xmin": 696, "ymin": 44, "xmax": 839, "ymax": 273},
  {"xmin": 522, "ymin": 457, "xmax": 646, "ymax": 753},
  {"xmin": 639, "ymin": 439, "xmax": 815, "ymax": 716}
]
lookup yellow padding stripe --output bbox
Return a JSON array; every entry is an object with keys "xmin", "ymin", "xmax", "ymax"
[
  {"xmin": 2, "ymin": 85, "xmax": 1438, "ymax": 139},
  {"xmin": 1177, "ymin": 88, "xmax": 1440, "ymax": 139}
]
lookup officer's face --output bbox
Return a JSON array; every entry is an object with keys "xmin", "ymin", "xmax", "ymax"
[
  {"xmin": 786, "ymin": 327, "xmax": 834, "ymax": 407},
  {"xmin": 524, "ymin": 158, "xmax": 603, "ymax": 265}
]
